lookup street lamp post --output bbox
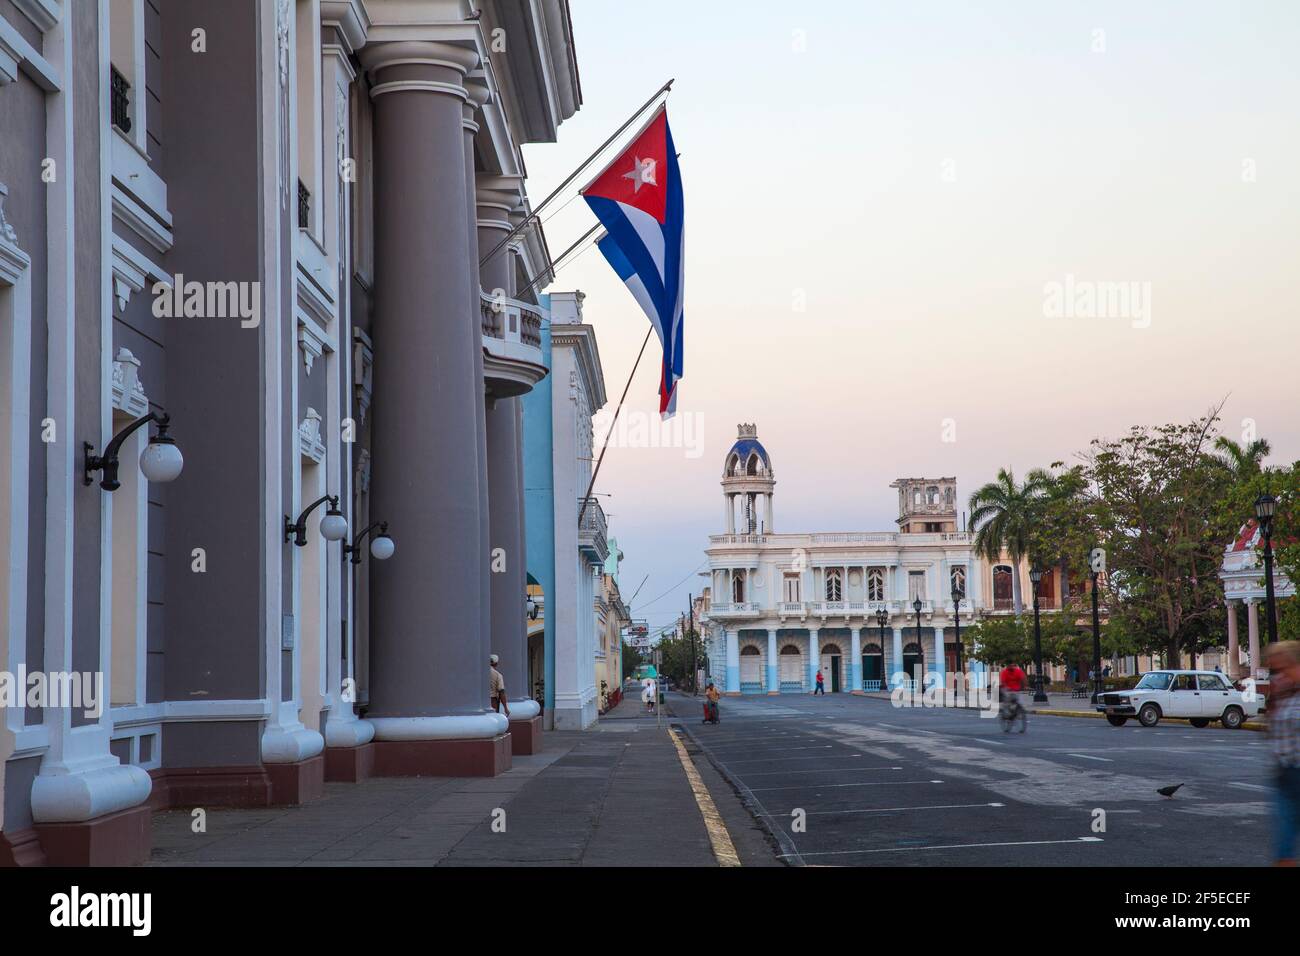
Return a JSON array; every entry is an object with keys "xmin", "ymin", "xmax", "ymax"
[
  {"xmin": 1090, "ymin": 567, "xmax": 1103, "ymax": 704},
  {"xmin": 875, "ymin": 606, "xmax": 889, "ymax": 691},
  {"xmin": 1256, "ymin": 493, "xmax": 1280, "ymax": 648},
  {"xmin": 1029, "ymin": 565, "xmax": 1048, "ymax": 703},
  {"xmin": 951, "ymin": 584, "xmax": 964, "ymax": 677},
  {"xmin": 913, "ymin": 597, "xmax": 925, "ymax": 690}
]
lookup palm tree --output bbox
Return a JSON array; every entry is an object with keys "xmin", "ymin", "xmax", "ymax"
[
  {"xmin": 1213, "ymin": 436, "xmax": 1271, "ymax": 480},
  {"xmin": 969, "ymin": 467, "xmax": 1053, "ymax": 616}
]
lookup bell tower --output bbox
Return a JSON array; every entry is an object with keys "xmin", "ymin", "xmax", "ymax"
[
  {"xmin": 722, "ymin": 424, "xmax": 775, "ymax": 534},
  {"xmin": 890, "ymin": 477, "xmax": 959, "ymax": 534}
]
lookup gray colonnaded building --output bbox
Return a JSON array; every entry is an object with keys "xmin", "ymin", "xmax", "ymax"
[{"xmin": 0, "ymin": 0, "xmax": 582, "ymax": 866}]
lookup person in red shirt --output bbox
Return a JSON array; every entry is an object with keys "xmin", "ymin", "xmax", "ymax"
[
  {"xmin": 813, "ymin": 669, "xmax": 825, "ymax": 695},
  {"xmin": 1000, "ymin": 663, "xmax": 1026, "ymax": 692},
  {"xmin": 998, "ymin": 662, "xmax": 1028, "ymax": 732}
]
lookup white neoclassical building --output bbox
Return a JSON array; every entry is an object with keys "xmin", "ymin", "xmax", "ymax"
[
  {"xmin": 1220, "ymin": 519, "xmax": 1296, "ymax": 680},
  {"xmin": 700, "ymin": 425, "xmax": 988, "ymax": 695}
]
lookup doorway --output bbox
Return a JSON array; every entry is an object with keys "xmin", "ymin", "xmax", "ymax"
[{"xmin": 821, "ymin": 643, "xmax": 843, "ymax": 693}]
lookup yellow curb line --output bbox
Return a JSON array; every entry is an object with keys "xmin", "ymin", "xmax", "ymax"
[
  {"xmin": 1033, "ymin": 709, "xmax": 1265, "ymax": 732},
  {"xmin": 669, "ymin": 727, "xmax": 741, "ymax": 867}
]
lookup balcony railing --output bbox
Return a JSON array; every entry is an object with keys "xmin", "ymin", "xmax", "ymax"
[
  {"xmin": 111, "ymin": 67, "xmax": 132, "ymax": 133},
  {"xmin": 480, "ymin": 292, "xmax": 546, "ymax": 395},
  {"xmin": 297, "ymin": 180, "xmax": 310, "ymax": 229},
  {"xmin": 709, "ymin": 533, "xmax": 769, "ymax": 545},
  {"xmin": 578, "ymin": 496, "xmax": 608, "ymax": 564}
]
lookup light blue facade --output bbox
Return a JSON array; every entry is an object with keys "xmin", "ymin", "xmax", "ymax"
[{"xmin": 522, "ymin": 295, "xmax": 556, "ymax": 715}]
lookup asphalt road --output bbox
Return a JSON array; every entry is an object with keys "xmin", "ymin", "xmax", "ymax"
[{"xmin": 676, "ymin": 692, "xmax": 1275, "ymax": 867}]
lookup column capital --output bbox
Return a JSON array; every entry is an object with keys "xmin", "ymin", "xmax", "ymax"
[{"xmin": 360, "ymin": 40, "xmax": 480, "ymax": 100}]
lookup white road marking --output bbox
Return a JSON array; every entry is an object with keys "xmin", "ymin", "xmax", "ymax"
[
  {"xmin": 1229, "ymin": 782, "xmax": 1270, "ymax": 792},
  {"xmin": 1065, "ymin": 753, "xmax": 1113, "ymax": 762},
  {"xmin": 803, "ymin": 802, "xmax": 1004, "ymax": 816},
  {"xmin": 706, "ymin": 744, "xmax": 833, "ymax": 753},
  {"xmin": 721, "ymin": 754, "xmax": 865, "ymax": 766},
  {"xmin": 749, "ymin": 779, "xmax": 944, "ymax": 792},
  {"xmin": 739, "ymin": 766, "xmax": 902, "ymax": 777},
  {"xmin": 780, "ymin": 837, "xmax": 1103, "ymax": 858}
]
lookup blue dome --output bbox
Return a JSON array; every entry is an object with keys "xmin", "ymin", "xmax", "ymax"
[{"xmin": 725, "ymin": 438, "xmax": 771, "ymax": 476}]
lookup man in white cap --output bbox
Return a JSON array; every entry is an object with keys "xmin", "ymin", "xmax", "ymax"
[{"xmin": 489, "ymin": 654, "xmax": 510, "ymax": 718}]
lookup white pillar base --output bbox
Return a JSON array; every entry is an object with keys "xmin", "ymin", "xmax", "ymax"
[
  {"xmin": 324, "ymin": 715, "xmax": 376, "ymax": 749},
  {"xmin": 368, "ymin": 713, "xmax": 509, "ymax": 740},
  {"xmin": 262, "ymin": 725, "xmax": 326, "ymax": 763},
  {"xmin": 30, "ymin": 763, "xmax": 152, "ymax": 824}
]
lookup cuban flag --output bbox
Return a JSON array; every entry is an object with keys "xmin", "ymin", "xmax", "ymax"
[{"xmin": 581, "ymin": 107, "xmax": 685, "ymax": 418}]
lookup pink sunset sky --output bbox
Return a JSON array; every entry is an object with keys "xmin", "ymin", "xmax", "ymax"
[{"xmin": 522, "ymin": 0, "xmax": 1300, "ymax": 633}]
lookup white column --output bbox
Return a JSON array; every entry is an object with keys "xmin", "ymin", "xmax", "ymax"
[
  {"xmin": 766, "ymin": 628, "xmax": 779, "ymax": 694},
  {"xmin": 891, "ymin": 626, "xmax": 904, "ymax": 688},
  {"xmin": 934, "ymin": 625, "xmax": 945, "ymax": 683},
  {"xmin": 1225, "ymin": 600, "xmax": 1240, "ymax": 679},
  {"xmin": 724, "ymin": 630, "xmax": 740, "ymax": 694},
  {"xmin": 1246, "ymin": 599, "xmax": 1261, "ymax": 679},
  {"xmin": 808, "ymin": 627, "xmax": 820, "ymax": 691},
  {"xmin": 765, "ymin": 493, "xmax": 774, "ymax": 533},
  {"xmin": 850, "ymin": 627, "xmax": 863, "ymax": 693}
]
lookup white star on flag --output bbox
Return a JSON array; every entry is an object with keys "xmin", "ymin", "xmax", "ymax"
[{"xmin": 622, "ymin": 156, "xmax": 657, "ymax": 192}]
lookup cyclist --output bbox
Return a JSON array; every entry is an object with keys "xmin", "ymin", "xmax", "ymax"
[{"xmin": 999, "ymin": 661, "xmax": 1028, "ymax": 733}]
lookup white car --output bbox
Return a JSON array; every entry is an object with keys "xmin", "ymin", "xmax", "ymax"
[{"xmin": 1095, "ymin": 670, "xmax": 1259, "ymax": 729}]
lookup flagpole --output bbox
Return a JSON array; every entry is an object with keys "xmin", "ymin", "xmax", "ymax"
[
  {"xmin": 578, "ymin": 325, "xmax": 654, "ymax": 527},
  {"xmin": 514, "ymin": 223, "xmax": 603, "ymax": 302},
  {"xmin": 478, "ymin": 78, "xmax": 674, "ymax": 268}
]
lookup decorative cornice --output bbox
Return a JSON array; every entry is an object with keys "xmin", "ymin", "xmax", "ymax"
[
  {"xmin": 111, "ymin": 348, "xmax": 149, "ymax": 418},
  {"xmin": 0, "ymin": 181, "xmax": 17, "ymax": 243},
  {"xmin": 298, "ymin": 407, "xmax": 326, "ymax": 463}
]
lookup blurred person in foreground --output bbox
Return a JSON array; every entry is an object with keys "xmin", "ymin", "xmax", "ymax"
[{"xmin": 1265, "ymin": 641, "xmax": 1300, "ymax": 866}]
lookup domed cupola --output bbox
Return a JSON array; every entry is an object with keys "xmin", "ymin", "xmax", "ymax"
[{"xmin": 721, "ymin": 424, "xmax": 776, "ymax": 534}]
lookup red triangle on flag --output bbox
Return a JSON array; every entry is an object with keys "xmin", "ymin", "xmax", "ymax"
[{"xmin": 581, "ymin": 107, "xmax": 669, "ymax": 225}]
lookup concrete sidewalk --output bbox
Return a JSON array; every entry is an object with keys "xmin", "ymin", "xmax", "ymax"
[{"xmin": 150, "ymin": 702, "xmax": 723, "ymax": 866}]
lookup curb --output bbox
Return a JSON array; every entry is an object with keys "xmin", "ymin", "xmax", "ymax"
[{"xmin": 663, "ymin": 696, "xmax": 797, "ymax": 866}]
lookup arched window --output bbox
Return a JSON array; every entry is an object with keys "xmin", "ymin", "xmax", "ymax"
[
  {"xmin": 732, "ymin": 574, "xmax": 745, "ymax": 603},
  {"xmin": 867, "ymin": 568, "xmax": 885, "ymax": 601},
  {"xmin": 740, "ymin": 645, "xmax": 761, "ymax": 655},
  {"xmin": 746, "ymin": 454, "xmax": 761, "ymax": 476},
  {"xmin": 780, "ymin": 644, "xmax": 801, "ymax": 655},
  {"xmin": 993, "ymin": 565, "xmax": 1013, "ymax": 610},
  {"xmin": 927, "ymin": 486, "xmax": 939, "ymax": 505},
  {"xmin": 825, "ymin": 568, "xmax": 842, "ymax": 601},
  {"xmin": 950, "ymin": 566, "xmax": 966, "ymax": 599}
]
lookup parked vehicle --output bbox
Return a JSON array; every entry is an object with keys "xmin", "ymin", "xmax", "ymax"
[{"xmin": 1095, "ymin": 670, "xmax": 1259, "ymax": 729}]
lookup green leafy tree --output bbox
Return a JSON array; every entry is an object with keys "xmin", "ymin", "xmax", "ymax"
[
  {"xmin": 1084, "ymin": 411, "xmax": 1236, "ymax": 664},
  {"xmin": 969, "ymin": 467, "xmax": 1053, "ymax": 616}
]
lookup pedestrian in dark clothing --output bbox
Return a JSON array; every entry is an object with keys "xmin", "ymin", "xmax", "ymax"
[{"xmin": 1265, "ymin": 642, "xmax": 1300, "ymax": 866}]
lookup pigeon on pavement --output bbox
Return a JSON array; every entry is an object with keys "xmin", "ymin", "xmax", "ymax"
[{"xmin": 1157, "ymin": 784, "xmax": 1184, "ymax": 798}]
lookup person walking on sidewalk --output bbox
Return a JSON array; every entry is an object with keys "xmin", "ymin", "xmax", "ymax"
[
  {"xmin": 1265, "ymin": 641, "xmax": 1300, "ymax": 866},
  {"xmin": 813, "ymin": 669, "xmax": 825, "ymax": 695},
  {"xmin": 642, "ymin": 676, "xmax": 657, "ymax": 713},
  {"xmin": 489, "ymin": 654, "xmax": 510, "ymax": 718}
]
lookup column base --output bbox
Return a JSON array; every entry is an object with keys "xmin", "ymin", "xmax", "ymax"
[
  {"xmin": 724, "ymin": 691, "xmax": 742, "ymax": 697},
  {"xmin": 0, "ymin": 827, "xmax": 47, "ymax": 867},
  {"xmin": 324, "ymin": 743, "xmax": 376, "ymax": 783},
  {"xmin": 767, "ymin": 690, "xmax": 780, "ymax": 696},
  {"xmin": 34, "ymin": 804, "xmax": 151, "ymax": 867},
  {"xmin": 266, "ymin": 754, "xmax": 326, "ymax": 806},
  {"xmin": 508, "ymin": 716, "xmax": 542, "ymax": 755},
  {"xmin": 851, "ymin": 689, "xmax": 867, "ymax": 696},
  {"xmin": 149, "ymin": 766, "xmax": 272, "ymax": 810},
  {"xmin": 373, "ymin": 733, "xmax": 512, "ymax": 778}
]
